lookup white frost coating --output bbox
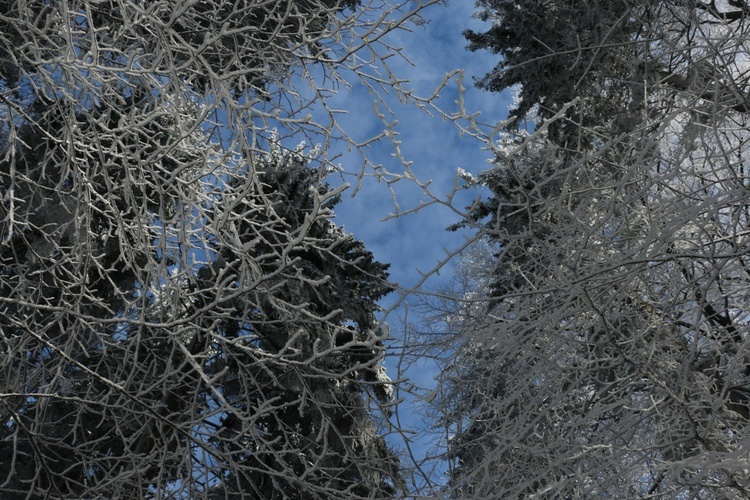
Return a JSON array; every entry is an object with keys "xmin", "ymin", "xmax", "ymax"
[
  {"xmin": 0, "ymin": 1, "xmax": 473, "ymax": 498},
  {"xmin": 412, "ymin": 0, "xmax": 750, "ymax": 497}
]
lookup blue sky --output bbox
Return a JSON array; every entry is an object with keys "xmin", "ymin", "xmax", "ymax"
[
  {"xmin": 330, "ymin": 2, "xmax": 510, "ymax": 290},
  {"xmin": 315, "ymin": 0, "xmax": 512, "ymax": 487}
]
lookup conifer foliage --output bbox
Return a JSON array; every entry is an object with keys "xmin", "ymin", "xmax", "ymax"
[
  {"xmin": 0, "ymin": 0, "xmax": 425, "ymax": 497},
  {"xmin": 437, "ymin": 0, "xmax": 750, "ymax": 497}
]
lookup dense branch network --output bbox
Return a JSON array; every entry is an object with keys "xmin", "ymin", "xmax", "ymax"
[
  {"xmin": 0, "ymin": 0, "xmax": 467, "ymax": 498},
  {"xmin": 412, "ymin": 0, "xmax": 750, "ymax": 497}
]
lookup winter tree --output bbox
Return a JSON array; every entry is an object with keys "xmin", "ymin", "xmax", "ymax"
[
  {"xmin": 0, "ymin": 0, "xmax": 452, "ymax": 497},
  {"xmin": 432, "ymin": 0, "xmax": 750, "ymax": 497}
]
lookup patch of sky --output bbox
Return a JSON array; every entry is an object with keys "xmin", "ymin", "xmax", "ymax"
[{"xmin": 271, "ymin": 2, "xmax": 519, "ymax": 488}]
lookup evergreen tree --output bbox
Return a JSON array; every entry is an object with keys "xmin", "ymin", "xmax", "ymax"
[
  {"xmin": 0, "ymin": 0, "xmax": 427, "ymax": 497},
  {"xmin": 198, "ymin": 146, "xmax": 400, "ymax": 498},
  {"xmin": 437, "ymin": 1, "xmax": 750, "ymax": 496}
]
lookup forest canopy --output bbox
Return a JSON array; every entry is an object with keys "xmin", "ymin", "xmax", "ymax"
[
  {"xmin": 7, "ymin": 0, "xmax": 750, "ymax": 498},
  {"xmin": 427, "ymin": 0, "xmax": 750, "ymax": 497},
  {"xmin": 0, "ymin": 0, "xmax": 445, "ymax": 497}
]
